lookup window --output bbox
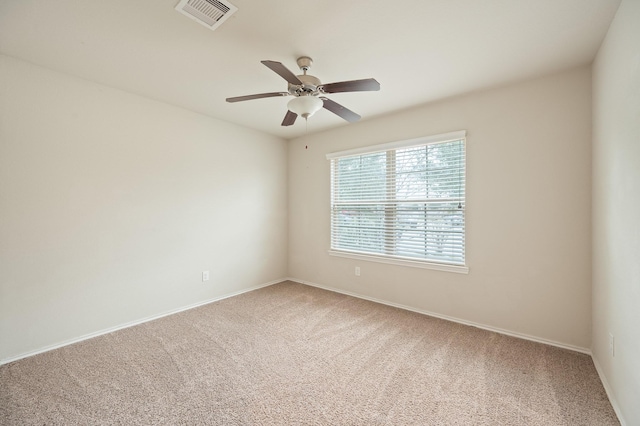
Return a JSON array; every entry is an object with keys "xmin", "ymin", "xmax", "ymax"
[{"xmin": 327, "ymin": 131, "xmax": 466, "ymax": 272}]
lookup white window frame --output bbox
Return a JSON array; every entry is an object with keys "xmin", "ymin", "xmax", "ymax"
[{"xmin": 327, "ymin": 131, "xmax": 469, "ymax": 274}]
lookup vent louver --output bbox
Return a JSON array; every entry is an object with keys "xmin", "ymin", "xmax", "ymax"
[{"xmin": 175, "ymin": 0, "xmax": 237, "ymax": 31}]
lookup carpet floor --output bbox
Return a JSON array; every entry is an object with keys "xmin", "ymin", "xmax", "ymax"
[{"xmin": 0, "ymin": 281, "xmax": 619, "ymax": 425}]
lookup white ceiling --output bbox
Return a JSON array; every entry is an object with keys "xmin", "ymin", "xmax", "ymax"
[{"xmin": 0, "ymin": 0, "xmax": 620, "ymax": 139}]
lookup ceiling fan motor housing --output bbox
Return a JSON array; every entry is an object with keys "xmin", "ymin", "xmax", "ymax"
[{"xmin": 288, "ymin": 74, "xmax": 321, "ymax": 96}]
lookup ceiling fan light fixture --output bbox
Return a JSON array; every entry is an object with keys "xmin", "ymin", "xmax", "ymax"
[{"xmin": 287, "ymin": 95, "xmax": 323, "ymax": 119}]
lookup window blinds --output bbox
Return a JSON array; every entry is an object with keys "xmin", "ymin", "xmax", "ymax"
[{"xmin": 329, "ymin": 133, "xmax": 466, "ymax": 265}]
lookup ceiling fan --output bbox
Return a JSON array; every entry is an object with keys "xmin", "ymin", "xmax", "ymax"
[{"xmin": 226, "ymin": 56, "xmax": 380, "ymax": 126}]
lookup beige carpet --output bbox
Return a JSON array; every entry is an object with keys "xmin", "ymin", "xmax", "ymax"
[{"xmin": 0, "ymin": 281, "xmax": 619, "ymax": 425}]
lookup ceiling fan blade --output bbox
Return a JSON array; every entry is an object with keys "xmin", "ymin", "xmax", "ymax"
[
  {"xmin": 320, "ymin": 97, "xmax": 361, "ymax": 122},
  {"xmin": 281, "ymin": 110, "xmax": 298, "ymax": 126},
  {"xmin": 319, "ymin": 78, "xmax": 380, "ymax": 94},
  {"xmin": 261, "ymin": 60, "xmax": 303, "ymax": 85},
  {"xmin": 226, "ymin": 92, "xmax": 288, "ymax": 103}
]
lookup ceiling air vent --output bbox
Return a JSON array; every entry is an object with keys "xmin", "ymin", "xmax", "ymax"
[{"xmin": 175, "ymin": 0, "xmax": 238, "ymax": 31}]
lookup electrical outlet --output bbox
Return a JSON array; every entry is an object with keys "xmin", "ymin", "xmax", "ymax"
[
  {"xmin": 609, "ymin": 333, "xmax": 615, "ymax": 357},
  {"xmin": 355, "ymin": 266, "xmax": 361, "ymax": 276},
  {"xmin": 202, "ymin": 271, "xmax": 210, "ymax": 282}
]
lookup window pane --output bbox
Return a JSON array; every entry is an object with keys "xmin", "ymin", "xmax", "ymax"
[
  {"xmin": 333, "ymin": 152, "xmax": 387, "ymax": 202},
  {"xmin": 331, "ymin": 204, "xmax": 385, "ymax": 254},
  {"xmin": 395, "ymin": 141, "xmax": 465, "ymax": 201},
  {"xmin": 394, "ymin": 202, "xmax": 464, "ymax": 263}
]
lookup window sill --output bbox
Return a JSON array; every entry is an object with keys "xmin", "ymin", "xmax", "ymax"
[{"xmin": 328, "ymin": 250, "xmax": 469, "ymax": 274}]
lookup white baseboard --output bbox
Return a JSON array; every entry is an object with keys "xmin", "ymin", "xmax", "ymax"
[
  {"xmin": 0, "ymin": 278, "xmax": 285, "ymax": 366},
  {"xmin": 287, "ymin": 277, "xmax": 592, "ymax": 355},
  {"xmin": 592, "ymin": 354, "xmax": 627, "ymax": 426}
]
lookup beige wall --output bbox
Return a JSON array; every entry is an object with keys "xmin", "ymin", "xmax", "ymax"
[
  {"xmin": 289, "ymin": 67, "xmax": 593, "ymax": 351},
  {"xmin": 592, "ymin": 0, "xmax": 640, "ymax": 424},
  {"xmin": 0, "ymin": 55, "xmax": 288, "ymax": 362}
]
